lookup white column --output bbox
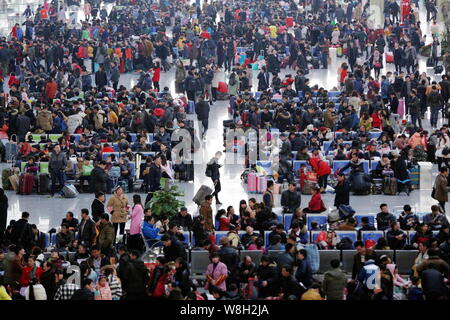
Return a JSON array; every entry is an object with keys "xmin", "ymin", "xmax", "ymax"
[{"xmin": 418, "ymin": 161, "xmax": 433, "ymax": 190}]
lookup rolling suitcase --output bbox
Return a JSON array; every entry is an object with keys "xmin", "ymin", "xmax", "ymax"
[
  {"xmin": 257, "ymin": 175, "xmax": 267, "ymax": 194},
  {"xmin": 62, "ymin": 184, "xmax": 79, "ymax": 198},
  {"xmin": 38, "ymin": 173, "xmax": 50, "ymax": 194},
  {"xmin": 193, "ymin": 185, "xmax": 213, "ymax": 206},
  {"xmin": 434, "ymin": 65, "xmax": 443, "ymax": 74},
  {"xmin": 18, "ymin": 173, "xmax": 34, "ymax": 195},
  {"xmin": 187, "ymin": 100, "xmax": 195, "ymax": 114},
  {"xmin": 247, "ymin": 172, "xmax": 257, "ymax": 193}
]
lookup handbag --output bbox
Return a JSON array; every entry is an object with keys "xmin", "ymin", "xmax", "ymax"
[
  {"xmin": 442, "ymin": 147, "xmax": 450, "ymax": 156},
  {"xmin": 431, "ymin": 187, "xmax": 436, "ymax": 199}
]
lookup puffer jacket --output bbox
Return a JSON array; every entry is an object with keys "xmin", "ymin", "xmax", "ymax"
[
  {"xmin": 49, "ymin": 151, "xmax": 67, "ymax": 172},
  {"xmin": 36, "ymin": 110, "xmax": 53, "ymax": 131},
  {"xmin": 322, "ymin": 267, "xmax": 347, "ymax": 300}
]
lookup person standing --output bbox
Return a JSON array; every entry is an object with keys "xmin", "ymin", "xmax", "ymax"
[
  {"xmin": 107, "ymin": 186, "xmax": 130, "ymax": 239},
  {"xmin": 322, "ymin": 259, "xmax": 347, "ymax": 300},
  {"xmin": 433, "ymin": 166, "xmax": 450, "ymax": 212},
  {"xmin": 91, "ymin": 192, "xmax": 105, "ymax": 223},
  {"xmin": 78, "ymin": 209, "xmax": 96, "ymax": 248},
  {"xmin": 195, "ymin": 95, "xmax": 210, "ymax": 140},
  {"xmin": 49, "ymin": 145, "xmax": 67, "ymax": 197},
  {"xmin": 334, "ymin": 172, "xmax": 350, "ymax": 209},
  {"xmin": 202, "ymin": 63, "xmax": 214, "ymax": 105},
  {"xmin": 95, "ymin": 65, "xmax": 108, "ymax": 90},
  {"xmin": 0, "ymin": 188, "xmax": 8, "ymax": 246},
  {"xmin": 207, "ymin": 151, "xmax": 222, "ymax": 205},
  {"xmin": 128, "ymin": 194, "xmax": 144, "ymax": 252},
  {"xmin": 110, "ymin": 62, "xmax": 120, "ymax": 91},
  {"xmin": 200, "ymin": 195, "xmax": 214, "ymax": 231}
]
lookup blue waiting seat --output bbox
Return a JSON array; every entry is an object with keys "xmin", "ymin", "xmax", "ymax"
[
  {"xmin": 129, "ymin": 133, "xmax": 137, "ymax": 142},
  {"xmin": 370, "ymin": 161, "xmax": 378, "ymax": 172},
  {"xmin": 333, "ymin": 160, "xmax": 350, "ymax": 175},
  {"xmin": 293, "ymin": 160, "xmax": 310, "ymax": 176},
  {"xmin": 368, "ymin": 131, "xmax": 382, "ymax": 139},
  {"xmin": 335, "ymin": 231, "xmax": 357, "ymax": 248},
  {"xmin": 415, "ymin": 212, "xmax": 430, "ymax": 222},
  {"xmin": 354, "ymin": 214, "xmax": 376, "ymax": 227},
  {"xmin": 311, "ymin": 230, "xmax": 322, "ymax": 243},
  {"xmin": 284, "ymin": 214, "xmax": 293, "ymax": 231},
  {"xmin": 256, "ymin": 161, "xmax": 273, "ymax": 176},
  {"xmin": 215, "ymin": 231, "xmax": 229, "ymax": 244},
  {"xmin": 361, "ymin": 231, "xmax": 385, "ymax": 244},
  {"xmin": 264, "ymin": 231, "xmax": 270, "ymax": 246},
  {"xmin": 181, "ymin": 231, "xmax": 190, "ymax": 247},
  {"xmin": 328, "ymin": 91, "xmax": 341, "ymax": 97},
  {"xmin": 147, "ymin": 134, "xmax": 154, "ymax": 143},
  {"xmin": 306, "ymin": 214, "xmax": 328, "ymax": 230},
  {"xmin": 323, "ymin": 141, "xmax": 333, "ymax": 153},
  {"xmin": 102, "ymin": 152, "xmax": 121, "ymax": 160},
  {"xmin": 72, "ymin": 134, "xmax": 82, "ymax": 143}
]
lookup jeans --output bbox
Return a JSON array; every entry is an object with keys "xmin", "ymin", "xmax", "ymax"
[
  {"xmin": 50, "ymin": 170, "xmax": 65, "ymax": 195},
  {"xmin": 201, "ymin": 119, "xmax": 209, "ymax": 137},
  {"xmin": 430, "ymin": 107, "xmax": 439, "ymax": 127},
  {"xmin": 411, "ymin": 114, "xmax": 422, "ymax": 129}
]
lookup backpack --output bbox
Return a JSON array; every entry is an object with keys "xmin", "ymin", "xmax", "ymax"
[
  {"xmin": 187, "ymin": 77, "xmax": 198, "ymax": 92},
  {"xmin": 205, "ymin": 164, "xmax": 212, "ymax": 177},
  {"xmin": 109, "ymin": 166, "xmax": 121, "ymax": 178},
  {"xmin": 336, "ymin": 237, "xmax": 353, "ymax": 250}
]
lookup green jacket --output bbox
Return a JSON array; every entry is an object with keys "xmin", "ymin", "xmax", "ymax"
[
  {"xmin": 322, "ymin": 267, "xmax": 347, "ymax": 300},
  {"xmin": 98, "ymin": 222, "xmax": 115, "ymax": 249}
]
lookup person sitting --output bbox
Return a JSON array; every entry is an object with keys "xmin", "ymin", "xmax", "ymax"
[
  {"xmin": 376, "ymin": 203, "xmax": 397, "ymax": 231},
  {"xmin": 423, "ymin": 205, "xmax": 450, "ymax": 231},
  {"xmin": 267, "ymin": 234, "xmax": 286, "ymax": 250},
  {"xmin": 337, "ymin": 217, "xmax": 357, "ymax": 231},
  {"xmin": 304, "ymin": 187, "xmax": 326, "ymax": 213},
  {"xmin": 268, "ymin": 224, "xmax": 287, "ymax": 245},
  {"xmin": 316, "ymin": 230, "xmax": 339, "ymax": 250},
  {"xmin": 247, "ymin": 237, "xmax": 267, "ymax": 254},
  {"xmin": 357, "ymin": 217, "xmax": 376, "ymax": 240},
  {"xmin": 412, "ymin": 223, "xmax": 433, "ymax": 248},
  {"xmin": 288, "ymin": 222, "xmax": 309, "ymax": 244},
  {"xmin": 398, "ymin": 205, "xmax": 419, "ymax": 231},
  {"xmin": 241, "ymin": 226, "xmax": 260, "ymax": 249},
  {"xmin": 386, "ymin": 222, "xmax": 407, "ymax": 249},
  {"xmin": 295, "ymin": 249, "xmax": 313, "ymax": 288},
  {"xmin": 142, "ymin": 216, "xmax": 161, "ymax": 247},
  {"xmin": 56, "ymin": 224, "xmax": 74, "ymax": 249},
  {"xmin": 281, "ymin": 182, "xmax": 301, "ymax": 213}
]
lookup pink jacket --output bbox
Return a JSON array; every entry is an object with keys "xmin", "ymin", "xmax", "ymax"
[
  {"xmin": 130, "ymin": 204, "xmax": 144, "ymax": 235},
  {"xmin": 95, "ymin": 284, "xmax": 112, "ymax": 300},
  {"xmin": 205, "ymin": 262, "xmax": 228, "ymax": 291}
]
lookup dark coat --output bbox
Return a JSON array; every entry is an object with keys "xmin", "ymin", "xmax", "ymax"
[
  {"xmin": 91, "ymin": 198, "xmax": 105, "ymax": 222},
  {"xmin": 163, "ymin": 240, "xmax": 187, "ymax": 262},
  {"xmin": 90, "ymin": 166, "xmax": 108, "ymax": 194},
  {"xmin": 78, "ymin": 218, "xmax": 97, "ymax": 246},
  {"xmin": 71, "ymin": 288, "xmax": 94, "ymax": 300},
  {"xmin": 10, "ymin": 219, "xmax": 33, "ymax": 249},
  {"xmin": 125, "ymin": 259, "xmax": 149, "ymax": 295},
  {"xmin": 334, "ymin": 180, "xmax": 350, "ymax": 207},
  {"xmin": 95, "ymin": 70, "xmax": 108, "ymax": 88}
]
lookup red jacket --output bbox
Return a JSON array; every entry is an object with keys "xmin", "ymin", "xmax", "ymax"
[
  {"xmin": 152, "ymin": 67, "xmax": 161, "ymax": 82},
  {"xmin": 309, "ymin": 158, "xmax": 331, "ymax": 177},
  {"xmin": 20, "ymin": 266, "xmax": 43, "ymax": 287},
  {"xmin": 45, "ymin": 81, "xmax": 58, "ymax": 99},
  {"xmin": 308, "ymin": 193, "xmax": 326, "ymax": 212},
  {"xmin": 372, "ymin": 113, "xmax": 383, "ymax": 129}
]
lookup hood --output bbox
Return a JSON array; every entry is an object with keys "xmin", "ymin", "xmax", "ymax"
[{"xmin": 326, "ymin": 268, "xmax": 345, "ymax": 279}]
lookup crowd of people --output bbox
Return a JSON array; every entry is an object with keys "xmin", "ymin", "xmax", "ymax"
[{"xmin": 0, "ymin": 0, "xmax": 448, "ymax": 301}]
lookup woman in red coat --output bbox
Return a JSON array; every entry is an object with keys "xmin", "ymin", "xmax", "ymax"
[
  {"xmin": 309, "ymin": 158, "xmax": 331, "ymax": 192},
  {"xmin": 152, "ymin": 61, "xmax": 161, "ymax": 92},
  {"xmin": 20, "ymin": 256, "xmax": 43, "ymax": 287},
  {"xmin": 372, "ymin": 109, "xmax": 383, "ymax": 129},
  {"xmin": 305, "ymin": 187, "xmax": 326, "ymax": 213}
]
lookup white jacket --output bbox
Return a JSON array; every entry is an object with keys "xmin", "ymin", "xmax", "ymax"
[
  {"xmin": 67, "ymin": 113, "xmax": 84, "ymax": 134},
  {"xmin": 25, "ymin": 284, "xmax": 47, "ymax": 300}
]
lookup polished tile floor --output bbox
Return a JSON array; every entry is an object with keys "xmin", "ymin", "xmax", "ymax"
[{"xmin": 0, "ymin": 0, "xmax": 448, "ymax": 231}]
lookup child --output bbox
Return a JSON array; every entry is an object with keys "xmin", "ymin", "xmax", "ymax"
[
  {"xmin": 407, "ymin": 276, "xmax": 424, "ymax": 300},
  {"xmin": 95, "ymin": 276, "xmax": 112, "ymax": 300}
]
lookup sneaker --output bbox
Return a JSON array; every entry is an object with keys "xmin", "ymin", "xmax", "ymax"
[{"xmin": 216, "ymin": 201, "xmax": 222, "ymax": 205}]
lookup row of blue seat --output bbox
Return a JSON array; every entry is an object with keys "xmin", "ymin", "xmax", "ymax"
[
  {"xmin": 30, "ymin": 133, "xmax": 155, "ymax": 144},
  {"xmin": 166, "ymin": 228, "xmax": 438, "ymax": 249}
]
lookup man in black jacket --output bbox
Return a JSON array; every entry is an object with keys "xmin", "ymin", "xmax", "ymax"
[
  {"xmin": 30, "ymin": 224, "xmax": 47, "ymax": 249},
  {"xmin": 125, "ymin": 250, "xmax": 150, "ymax": 300},
  {"xmin": 207, "ymin": 151, "xmax": 222, "ymax": 204},
  {"xmin": 334, "ymin": 173, "xmax": 350, "ymax": 208},
  {"xmin": 90, "ymin": 161, "xmax": 108, "ymax": 194},
  {"xmin": 274, "ymin": 266, "xmax": 305, "ymax": 299},
  {"xmin": 78, "ymin": 209, "xmax": 96, "ymax": 248},
  {"xmin": 195, "ymin": 95, "xmax": 210, "ymax": 139},
  {"xmin": 281, "ymin": 183, "xmax": 301, "ymax": 213},
  {"xmin": 161, "ymin": 234, "xmax": 187, "ymax": 262},
  {"xmin": 217, "ymin": 237, "xmax": 240, "ymax": 285},
  {"xmin": 352, "ymin": 241, "xmax": 378, "ymax": 279},
  {"xmin": 386, "ymin": 222, "xmax": 407, "ymax": 249},
  {"xmin": 145, "ymin": 155, "xmax": 162, "ymax": 203},
  {"xmin": 172, "ymin": 207, "xmax": 193, "ymax": 231},
  {"xmin": 94, "ymin": 65, "xmax": 107, "ymax": 90},
  {"xmin": 10, "ymin": 211, "xmax": 33, "ymax": 250}
]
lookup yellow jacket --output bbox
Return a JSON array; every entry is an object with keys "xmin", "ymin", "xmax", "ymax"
[{"xmin": 0, "ymin": 286, "xmax": 11, "ymax": 300}]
